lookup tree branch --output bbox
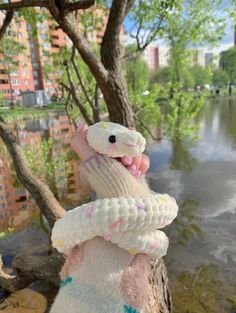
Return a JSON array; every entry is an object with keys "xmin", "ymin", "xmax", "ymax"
[
  {"xmin": 101, "ymin": 0, "xmax": 135, "ymax": 71},
  {"xmin": 70, "ymin": 47, "xmax": 95, "ymax": 111},
  {"xmin": 70, "ymin": 48, "xmax": 100, "ymax": 122},
  {"xmin": 0, "ymin": 117, "xmax": 65, "ymax": 228},
  {"xmin": 0, "ymin": 10, "xmax": 14, "ymax": 41},
  {"xmin": 65, "ymin": 0, "xmax": 95, "ymax": 12},
  {"xmin": 134, "ymin": 115, "xmax": 162, "ymax": 141},
  {"xmin": 54, "ymin": 12, "xmax": 108, "ymax": 88},
  {"xmin": 64, "ymin": 60, "xmax": 93, "ymax": 125},
  {"xmin": 0, "ymin": 0, "xmax": 48, "ymax": 10},
  {"xmin": 93, "ymin": 83, "xmax": 100, "ymax": 122}
]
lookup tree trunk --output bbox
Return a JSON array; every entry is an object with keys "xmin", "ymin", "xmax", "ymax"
[
  {"xmin": 102, "ymin": 73, "xmax": 134, "ymax": 126},
  {"xmin": 53, "ymin": 13, "xmax": 134, "ymax": 127}
]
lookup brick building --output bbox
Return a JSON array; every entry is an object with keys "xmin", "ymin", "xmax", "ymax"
[
  {"xmin": 0, "ymin": 13, "xmax": 35, "ymax": 101},
  {"xmin": 0, "ymin": 5, "xmax": 112, "ymax": 102},
  {"xmin": 0, "ymin": 12, "xmax": 67, "ymax": 102}
]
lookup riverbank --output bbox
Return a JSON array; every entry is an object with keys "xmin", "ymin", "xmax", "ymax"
[{"xmin": 0, "ymin": 103, "xmax": 66, "ymax": 122}]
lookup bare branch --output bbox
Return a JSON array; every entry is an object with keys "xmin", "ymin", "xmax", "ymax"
[
  {"xmin": 0, "ymin": 0, "xmax": 48, "ymax": 10},
  {"xmin": 64, "ymin": 90, "xmax": 77, "ymax": 127},
  {"xmin": 93, "ymin": 83, "xmax": 100, "ymax": 122},
  {"xmin": 0, "ymin": 117, "xmax": 65, "ymax": 228},
  {"xmin": 54, "ymin": 13, "xmax": 108, "ymax": 88},
  {"xmin": 134, "ymin": 116, "xmax": 162, "ymax": 141},
  {"xmin": 71, "ymin": 47, "xmax": 95, "ymax": 111},
  {"xmin": 64, "ymin": 60, "xmax": 93, "ymax": 125},
  {"xmin": 101, "ymin": 0, "xmax": 135, "ymax": 71},
  {"xmin": 0, "ymin": 10, "xmax": 14, "ymax": 41}
]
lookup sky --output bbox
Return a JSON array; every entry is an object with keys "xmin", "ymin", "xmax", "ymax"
[{"xmin": 124, "ymin": 0, "xmax": 235, "ymax": 47}]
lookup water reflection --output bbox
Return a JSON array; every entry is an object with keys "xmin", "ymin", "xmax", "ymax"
[
  {"xmin": 149, "ymin": 96, "xmax": 236, "ymax": 311},
  {"xmin": 167, "ymin": 198, "xmax": 202, "ymax": 245},
  {"xmin": 0, "ymin": 115, "xmax": 85, "ymax": 259},
  {"xmin": 171, "ymin": 263, "xmax": 236, "ymax": 313},
  {"xmin": 170, "ymin": 139, "xmax": 197, "ymax": 170}
]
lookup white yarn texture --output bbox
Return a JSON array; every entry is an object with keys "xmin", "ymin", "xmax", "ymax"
[
  {"xmin": 52, "ymin": 193, "xmax": 178, "ymax": 258},
  {"xmin": 87, "ymin": 121, "xmax": 146, "ymax": 157}
]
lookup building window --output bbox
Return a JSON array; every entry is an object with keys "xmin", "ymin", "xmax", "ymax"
[
  {"xmin": 40, "ymin": 33, "xmax": 49, "ymax": 40},
  {"xmin": 0, "ymin": 79, "xmax": 8, "ymax": 84},
  {"xmin": 16, "ymin": 189, "xmax": 25, "ymax": 195},
  {"xmin": 51, "ymin": 44, "xmax": 60, "ymax": 48},
  {"xmin": 11, "ymin": 79, "xmax": 20, "ymax": 85},
  {"xmin": 33, "ymin": 70, "xmax": 39, "ymax": 77},
  {"xmin": 41, "ymin": 42, "xmax": 50, "ymax": 49},
  {"xmin": 0, "ymin": 69, "xmax": 7, "ymax": 74}
]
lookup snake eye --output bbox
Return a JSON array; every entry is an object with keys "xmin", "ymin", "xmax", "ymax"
[{"xmin": 108, "ymin": 135, "xmax": 116, "ymax": 143}]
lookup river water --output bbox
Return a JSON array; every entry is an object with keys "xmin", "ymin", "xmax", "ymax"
[{"xmin": 0, "ymin": 97, "xmax": 236, "ymax": 312}]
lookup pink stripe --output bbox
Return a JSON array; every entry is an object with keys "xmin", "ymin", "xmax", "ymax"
[
  {"xmin": 109, "ymin": 218, "xmax": 123, "ymax": 230},
  {"xmin": 149, "ymin": 240, "xmax": 160, "ymax": 250},
  {"xmin": 86, "ymin": 206, "xmax": 94, "ymax": 218}
]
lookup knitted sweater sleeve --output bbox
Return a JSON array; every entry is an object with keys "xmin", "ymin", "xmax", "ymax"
[{"xmin": 79, "ymin": 154, "xmax": 151, "ymax": 199}]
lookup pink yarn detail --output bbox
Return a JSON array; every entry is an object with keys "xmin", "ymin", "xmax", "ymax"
[
  {"xmin": 109, "ymin": 218, "xmax": 123, "ymax": 230},
  {"xmin": 86, "ymin": 206, "xmax": 94, "ymax": 218},
  {"xmin": 149, "ymin": 240, "xmax": 160, "ymax": 250},
  {"xmin": 120, "ymin": 254, "xmax": 151, "ymax": 310},
  {"xmin": 60, "ymin": 244, "xmax": 84, "ymax": 280}
]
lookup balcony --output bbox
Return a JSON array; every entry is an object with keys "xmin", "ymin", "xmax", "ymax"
[{"xmin": 0, "ymin": 79, "xmax": 9, "ymax": 84}]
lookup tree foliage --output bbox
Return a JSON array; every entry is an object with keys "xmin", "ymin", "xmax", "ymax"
[
  {"xmin": 220, "ymin": 47, "xmax": 236, "ymax": 84},
  {"xmin": 212, "ymin": 68, "xmax": 229, "ymax": 87},
  {"xmin": 165, "ymin": 86, "xmax": 204, "ymax": 141},
  {"xmin": 191, "ymin": 66, "xmax": 212, "ymax": 87}
]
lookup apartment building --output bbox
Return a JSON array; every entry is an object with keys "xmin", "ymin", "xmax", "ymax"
[
  {"xmin": 143, "ymin": 45, "xmax": 170, "ymax": 70},
  {"xmin": 0, "ymin": 11, "xmax": 67, "ymax": 101},
  {"xmin": 28, "ymin": 18, "xmax": 67, "ymax": 94},
  {"xmin": 0, "ymin": 13, "xmax": 35, "ymax": 101},
  {"xmin": 0, "ymin": 5, "xmax": 112, "ymax": 102}
]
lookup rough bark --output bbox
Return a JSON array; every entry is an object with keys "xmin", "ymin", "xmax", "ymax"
[
  {"xmin": 146, "ymin": 259, "xmax": 172, "ymax": 313},
  {"xmin": 0, "ymin": 118, "xmax": 65, "ymax": 228},
  {"xmin": 0, "ymin": 0, "xmax": 48, "ymax": 10},
  {"xmin": 100, "ymin": 0, "xmax": 135, "ymax": 126}
]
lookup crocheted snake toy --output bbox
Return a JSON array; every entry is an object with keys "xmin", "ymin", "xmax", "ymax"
[{"xmin": 50, "ymin": 122, "xmax": 178, "ymax": 313}]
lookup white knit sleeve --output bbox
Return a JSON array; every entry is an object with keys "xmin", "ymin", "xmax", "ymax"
[{"xmin": 51, "ymin": 193, "xmax": 178, "ymax": 257}]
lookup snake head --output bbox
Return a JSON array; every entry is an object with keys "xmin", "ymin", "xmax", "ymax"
[{"xmin": 87, "ymin": 122, "xmax": 146, "ymax": 157}]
